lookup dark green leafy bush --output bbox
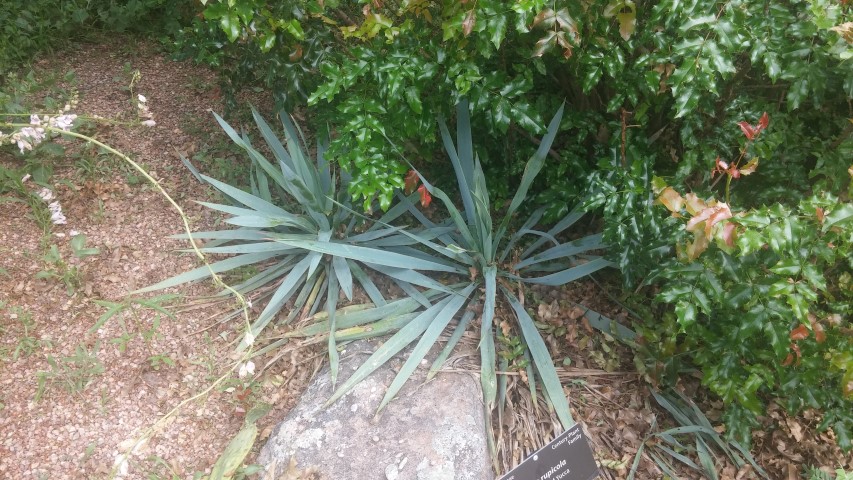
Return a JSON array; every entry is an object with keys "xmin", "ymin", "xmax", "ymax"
[
  {"xmin": 648, "ymin": 141, "xmax": 853, "ymax": 449},
  {"xmin": 173, "ymin": 0, "xmax": 333, "ymax": 112},
  {"xmin": 181, "ymin": 0, "xmax": 851, "ymax": 214}
]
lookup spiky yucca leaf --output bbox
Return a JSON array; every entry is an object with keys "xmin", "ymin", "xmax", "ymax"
[
  {"xmin": 137, "ymin": 109, "xmax": 442, "ymax": 374},
  {"xmin": 628, "ymin": 390, "xmax": 770, "ymax": 480}
]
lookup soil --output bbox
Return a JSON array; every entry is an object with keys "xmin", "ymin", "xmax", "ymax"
[{"xmin": 0, "ymin": 37, "xmax": 849, "ymax": 480}]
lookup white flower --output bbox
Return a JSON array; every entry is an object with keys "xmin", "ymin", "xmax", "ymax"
[
  {"xmin": 238, "ymin": 361, "xmax": 256, "ymax": 378},
  {"xmin": 63, "ymin": 104, "xmax": 71, "ymax": 112},
  {"xmin": 137, "ymin": 94, "xmax": 147, "ymax": 103},
  {"xmin": 244, "ymin": 331, "xmax": 255, "ymax": 346},
  {"xmin": 69, "ymin": 229, "xmax": 80, "ymax": 237},
  {"xmin": 48, "ymin": 201, "xmax": 67, "ymax": 225},
  {"xmin": 51, "ymin": 211, "xmax": 67, "ymax": 225},
  {"xmin": 29, "ymin": 114, "xmax": 41, "ymax": 126},
  {"xmin": 21, "ymin": 174, "xmax": 31, "ymax": 183},
  {"xmin": 140, "ymin": 119, "xmax": 156, "ymax": 127},
  {"xmin": 15, "ymin": 126, "xmax": 46, "ymax": 153},
  {"xmin": 50, "ymin": 114, "xmax": 77, "ymax": 131},
  {"xmin": 15, "ymin": 137, "xmax": 33, "ymax": 153},
  {"xmin": 37, "ymin": 188, "xmax": 54, "ymax": 201}
]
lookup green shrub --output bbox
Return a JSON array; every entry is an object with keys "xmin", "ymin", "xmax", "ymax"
[
  {"xmin": 181, "ymin": 0, "xmax": 851, "ymax": 215},
  {"xmin": 648, "ymin": 148, "xmax": 853, "ymax": 450},
  {"xmin": 172, "ymin": 1, "xmax": 333, "ymax": 112}
]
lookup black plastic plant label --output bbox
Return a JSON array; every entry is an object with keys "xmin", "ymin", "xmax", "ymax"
[{"xmin": 499, "ymin": 423, "xmax": 599, "ymax": 480}]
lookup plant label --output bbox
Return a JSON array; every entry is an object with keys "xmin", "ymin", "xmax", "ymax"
[{"xmin": 498, "ymin": 423, "xmax": 599, "ymax": 480}]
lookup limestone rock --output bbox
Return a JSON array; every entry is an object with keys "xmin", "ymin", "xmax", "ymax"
[{"xmin": 258, "ymin": 340, "xmax": 493, "ymax": 480}]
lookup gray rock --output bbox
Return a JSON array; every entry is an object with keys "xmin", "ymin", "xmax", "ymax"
[{"xmin": 258, "ymin": 339, "xmax": 494, "ymax": 480}]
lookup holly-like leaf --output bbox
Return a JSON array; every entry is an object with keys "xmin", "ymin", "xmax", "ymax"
[
  {"xmin": 220, "ymin": 11, "xmax": 241, "ymax": 43},
  {"xmin": 616, "ymin": 2, "xmax": 636, "ymax": 40},
  {"xmin": 739, "ymin": 158, "xmax": 759, "ymax": 176},
  {"xmin": 657, "ymin": 186, "xmax": 684, "ymax": 214}
]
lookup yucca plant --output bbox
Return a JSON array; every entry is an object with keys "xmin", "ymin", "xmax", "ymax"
[
  {"xmin": 318, "ymin": 100, "xmax": 612, "ymax": 438},
  {"xmin": 630, "ymin": 390, "xmax": 769, "ymax": 480},
  {"xmin": 136, "ymin": 108, "xmax": 463, "ymax": 384}
]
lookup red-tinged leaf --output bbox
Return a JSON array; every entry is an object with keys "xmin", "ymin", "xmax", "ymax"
[
  {"xmin": 738, "ymin": 121, "xmax": 756, "ymax": 140},
  {"xmin": 722, "ymin": 222, "xmax": 737, "ymax": 247},
  {"xmin": 790, "ymin": 343, "xmax": 802, "ymax": 365},
  {"xmin": 811, "ymin": 319, "xmax": 826, "ymax": 343},
  {"xmin": 418, "ymin": 185, "xmax": 432, "ymax": 207},
  {"xmin": 289, "ymin": 44, "xmax": 303, "ymax": 62},
  {"xmin": 816, "ymin": 207, "xmax": 825, "ymax": 224},
  {"xmin": 705, "ymin": 204, "xmax": 733, "ymax": 236},
  {"xmin": 533, "ymin": 31, "xmax": 556, "ymax": 57},
  {"xmin": 462, "ymin": 9, "xmax": 476, "ymax": 36},
  {"xmin": 404, "ymin": 170, "xmax": 419, "ymax": 195},
  {"xmin": 685, "ymin": 230, "xmax": 709, "ymax": 260},
  {"xmin": 531, "ymin": 8, "xmax": 555, "ymax": 29},
  {"xmin": 790, "ymin": 324, "xmax": 810, "ymax": 341},
  {"xmin": 758, "ymin": 112, "xmax": 770, "ymax": 131},
  {"xmin": 782, "ymin": 343, "xmax": 803, "ymax": 366},
  {"xmin": 686, "ymin": 202, "xmax": 732, "ymax": 236}
]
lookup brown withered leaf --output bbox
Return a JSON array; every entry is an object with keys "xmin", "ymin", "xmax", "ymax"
[
  {"xmin": 657, "ymin": 186, "xmax": 684, "ymax": 215},
  {"xmin": 462, "ymin": 9, "xmax": 476, "ymax": 36}
]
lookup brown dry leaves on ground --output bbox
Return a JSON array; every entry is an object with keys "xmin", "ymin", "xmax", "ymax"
[{"xmin": 0, "ymin": 39, "xmax": 305, "ymax": 479}]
